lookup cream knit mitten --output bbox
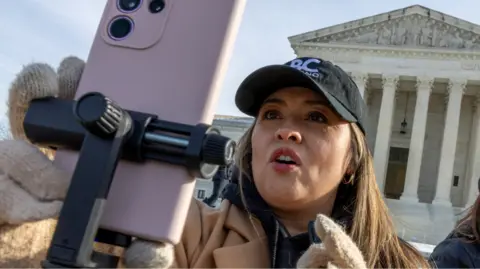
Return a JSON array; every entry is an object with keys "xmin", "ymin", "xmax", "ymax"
[
  {"xmin": 297, "ymin": 214, "xmax": 367, "ymax": 269},
  {"xmin": 0, "ymin": 56, "xmax": 173, "ymax": 268}
]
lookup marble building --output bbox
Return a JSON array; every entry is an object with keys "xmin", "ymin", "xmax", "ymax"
[{"xmin": 195, "ymin": 5, "xmax": 480, "ymax": 246}]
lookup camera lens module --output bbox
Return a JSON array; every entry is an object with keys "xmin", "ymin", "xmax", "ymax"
[
  {"xmin": 118, "ymin": 0, "xmax": 142, "ymax": 12},
  {"xmin": 149, "ymin": 0, "xmax": 165, "ymax": 14},
  {"xmin": 108, "ymin": 16, "xmax": 134, "ymax": 40}
]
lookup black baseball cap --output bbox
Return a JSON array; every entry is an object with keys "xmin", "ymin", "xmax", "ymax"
[{"xmin": 235, "ymin": 57, "xmax": 367, "ymax": 135}]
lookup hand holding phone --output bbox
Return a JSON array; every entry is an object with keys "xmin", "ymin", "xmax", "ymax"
[{"xmin": 17, "ymin": 0, "xmax": 246, "ymax": 268}]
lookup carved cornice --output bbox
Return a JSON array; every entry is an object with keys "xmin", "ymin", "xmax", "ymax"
[
  {"xmin": 304, "ymin": 15, "xmax": 480, "ymax": 51},
  {"xmin": 288, "ymin": 5, "xmax": 480, "ymax": 45},
  {"xmin": 292, "ymin": 42, "xmax": 480, "ymax": 62}
]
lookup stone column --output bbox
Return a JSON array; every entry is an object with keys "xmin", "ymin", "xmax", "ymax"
[
  {"xmin": 464, "ymin": 94, "xmax": 480, "ymax": 207},
  {"xmin": 400, "ymin": 77, "xmax": 433, "ymax": 202},
  {"xmin": 363, "ymin": 88, "xmax": 374, "ymax": 147},
  {"xmin": 351, "ymin": 72, "xmax": 368, "ymax": 98},
  {"xmin": 363, "ymin": 89, "xmax": 371, "ymax": 105},
  {"xmin": 373, "ymin": 74, "xmax": 399, "ymax": 192},
  {"xmin": 433, "ymin": 78, "xmax": 466, "ymax": 206}
]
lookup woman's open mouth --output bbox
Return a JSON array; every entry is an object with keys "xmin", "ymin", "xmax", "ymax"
[{"xmin": 269, "ymin": 147, "xmax": 301, "ymax": 173}]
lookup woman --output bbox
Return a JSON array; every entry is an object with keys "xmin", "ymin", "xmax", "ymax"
[
  {"xmin": 429, "ymin": 180, "xmax": 480, "ymax": 268},
  {"xmin": 0, "ymin": 56, "xmax": 429, "ymax": 268},
  {"xmin": 219, "ymin": 57, "xmax": 428, "ymax": 268}
]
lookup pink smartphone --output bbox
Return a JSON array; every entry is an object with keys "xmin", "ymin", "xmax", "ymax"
[{"xmin": 53, "ymin": 0, "xmax": 245, "ymax": 245}]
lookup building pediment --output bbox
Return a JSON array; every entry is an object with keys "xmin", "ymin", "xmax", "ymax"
[{"xmin": 288, "ymin": 5, "xmax": 480, "ymax": 51}]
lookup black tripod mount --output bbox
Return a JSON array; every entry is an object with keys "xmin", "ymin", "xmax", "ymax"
[{"xmin": 21, "ymin": 92, "xmax": 235, "ymax": 268}]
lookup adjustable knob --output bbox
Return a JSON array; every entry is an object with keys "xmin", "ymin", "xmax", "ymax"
[
  {"xmin": 202, "ymin": 133, "xmax": 236, "ymax": 166},
  {"xmin": 73, "ymin": 92, "xmax": 123, "ymax": 138}
]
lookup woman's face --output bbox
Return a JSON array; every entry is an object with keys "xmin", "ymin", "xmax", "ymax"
[{"xmin": 251, "ymin": 87, "xmax": 352, "ymax": 212}]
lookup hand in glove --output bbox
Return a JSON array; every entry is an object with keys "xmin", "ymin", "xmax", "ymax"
[
  {"xmin": 1, "ymin": 56, "xmax": 82, "ymax": 225},
  {"xmin": 0, "ymin": 56, "xmax": 174, "ymax": 268},
  {"xmin": 297, "ymin": 214, "xmax": 367, "ymax": 269}
]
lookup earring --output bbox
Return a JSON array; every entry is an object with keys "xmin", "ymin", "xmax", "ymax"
[{"xmin": 343, "ymin": 175, "xmax": 354, "ymax": 185}]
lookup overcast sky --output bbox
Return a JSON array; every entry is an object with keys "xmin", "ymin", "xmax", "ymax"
[{"xmin": 1, "ymin": 0, "xmax": 479, "ymax": 125}]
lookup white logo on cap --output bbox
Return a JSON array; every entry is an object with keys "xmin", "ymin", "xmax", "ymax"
[{"xmin": 288, "ymin": 58, "xmax": 321, "ymax": 78}]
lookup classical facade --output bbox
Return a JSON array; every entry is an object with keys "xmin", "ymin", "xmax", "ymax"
[{"xmin": 195, "ymin": 5, "xmax": 480, "ymax": 246}]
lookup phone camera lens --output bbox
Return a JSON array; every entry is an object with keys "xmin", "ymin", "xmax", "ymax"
[
  {"xmin": 118, "ymin": 0, "xmax": 142, "ymax": 12},
  {"xmin": 108, "ymin": 16, "xmax": 134, "ymax": 40},
  {"xmin": 149, "ymin": 0, "xmax": 165, "ymax": 13}
]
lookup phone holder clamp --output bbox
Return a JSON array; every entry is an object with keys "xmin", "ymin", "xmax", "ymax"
[{"xmin": 22, "ymin": 92, "xmax": 235, "ymax": 268}]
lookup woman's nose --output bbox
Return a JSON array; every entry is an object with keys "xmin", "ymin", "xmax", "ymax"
[{"xmin": 275, "ymin": 128, "xmax": 302, "ymax": 144}]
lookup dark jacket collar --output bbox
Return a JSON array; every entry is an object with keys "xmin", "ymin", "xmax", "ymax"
[{"xmin": 222, "ymin": 168, "xmax": 355, "ymax": 267}]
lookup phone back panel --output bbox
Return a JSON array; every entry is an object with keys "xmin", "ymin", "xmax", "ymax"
[{"xmin": 53, "ymin": 0, "xmax": 245, "ymax": 244}]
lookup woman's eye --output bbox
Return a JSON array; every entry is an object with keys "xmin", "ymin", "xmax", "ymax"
[
  {"xmin": 307, "ymin": 111, "xmax": 327, "ymax": 123},
  {"xmin": 262, "ymin": 110, "xmax": 280, "ymax": 120}
]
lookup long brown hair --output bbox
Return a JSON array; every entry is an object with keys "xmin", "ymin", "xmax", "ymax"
[
  {"xmin": 234, "ymin": 122, "xmax": 430, "ymax": 268},
  {"xmin": 455, "ymin": 195, "xmax": 480, "ymax": 242}
]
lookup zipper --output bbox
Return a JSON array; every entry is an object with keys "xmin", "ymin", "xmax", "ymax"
[
  {"xmin": 308, "ymin": 220, "xmax": 321, "ymax": 244},
  {"xmin": 272, "ymin": 221, "xmax": 279, "ymax": 267}
]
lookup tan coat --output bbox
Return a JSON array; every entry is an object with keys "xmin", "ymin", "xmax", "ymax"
[
  {"xmin": 0, "ymin": 199, "xmax": 271, "ymax": 268},
  {"xmin": 174, "ymin": 199, "xmax": 270, "ymax": 268}
]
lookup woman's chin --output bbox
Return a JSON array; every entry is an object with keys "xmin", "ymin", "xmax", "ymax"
[
  {"xmin": 261, "ymin": 184, "xmax": 304, "ymax": 205},
  {"xmin": 254, "ymin": 170, "xmax": 305, "ymax": 204},
  {"xmin": 266, "ymin": 196, "xmax": 306, "ymax": 212}
]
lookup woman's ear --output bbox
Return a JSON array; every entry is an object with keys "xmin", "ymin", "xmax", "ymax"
[
  {"xmin": 343, "ymin": 156, "xmax": 355, "ymax": 177},
  {"xmin": 344, "ymin": 145, "xmax": 360, "ymax": 178},
  {"xmin": 342, "ymin": 160, "xmax": 355, "ymax": 184}
]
